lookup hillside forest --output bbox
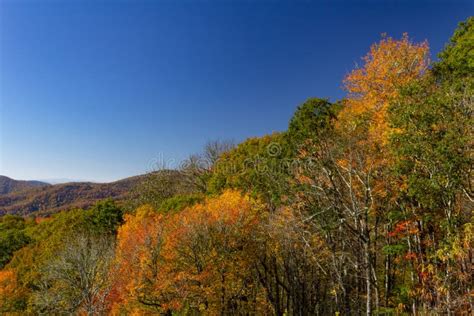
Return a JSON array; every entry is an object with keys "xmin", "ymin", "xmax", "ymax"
[{"xmin": 0, "ymin": 18, "xmax": 472, "ymax": 315}]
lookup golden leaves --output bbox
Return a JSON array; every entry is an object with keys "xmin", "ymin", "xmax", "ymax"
[
  {"xmin": 111, "ymin": 190, "xmax": 264, "ymax": 314},
  {"xmin": 340, "ymin": 33, "xmax": 430, "ymax": 145}
]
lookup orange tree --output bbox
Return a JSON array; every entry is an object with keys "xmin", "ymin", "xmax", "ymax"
[{"xmin": 111, "ymin": 190, "xmax": 270, "ymax": 315}]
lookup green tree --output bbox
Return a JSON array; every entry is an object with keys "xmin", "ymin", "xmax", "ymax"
[
  {"xmin": 387, "ymin": 17, "xmax": 473, "ymax": 313},
  {"xmin": 208, "ymin": 133, "xmax": 291, "ymax": 209},
  {"xmin": 434, "ymin": 17, "xmax": 474, "ymax": 85},
  {"xmin": 89, "ymin": 199, "xmax": 124, "ymax": 235},
  {"xmin": 0, "ymin": 216, "xmax": 32, "ymax": 268},
  {"xmin": 286, "ymin": 97, "xmax": 338, "ymax": 152}
]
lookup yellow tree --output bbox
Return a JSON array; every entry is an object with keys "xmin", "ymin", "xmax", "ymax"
[
  {"xmin": 338, "ymin": 34, "xmax": 429, "ymax": 315},
  {"xmin": 161, "ymin": 190, "xmax": 267, "ymax": 314},
  {"xmin": 339, "ymin": 33, "xmax": 429, "ymax": 144},
  {"xmin": 295, "ymin": 35, "xmax": 430, "ymax": 315}
]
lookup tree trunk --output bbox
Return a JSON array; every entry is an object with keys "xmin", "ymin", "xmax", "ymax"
[{"xmin": 365, "ymin": 242, "xmax": 372, "ymax": 316}]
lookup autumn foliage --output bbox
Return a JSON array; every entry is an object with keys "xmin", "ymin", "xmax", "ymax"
[
  {"xmin": 339, "ymin": 33, "xmax": 429, "ymax": 144},
  {"xmin": 111, "ymin": 190, "xmax": 269, "ymax": 314},
  {"xmin": 0, "ymin": 18, "xmax": 473, "ymax": 315}
]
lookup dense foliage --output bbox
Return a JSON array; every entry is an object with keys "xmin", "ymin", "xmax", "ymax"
[{"xmin": 0, "ymin": 18, "xmax": 472, "ymax": 315}]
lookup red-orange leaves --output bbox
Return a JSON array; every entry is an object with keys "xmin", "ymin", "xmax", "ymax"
[
  {"xmin": 0, "ymin": 269, "xmax": 25, "ymax": 312},
  {"xmin": 111, "ymin": 191, "xmax": 266, "ymax": 314},
  {"xmin": 110, "ymin": 205, "xmax": 166, "ymax": 314}
]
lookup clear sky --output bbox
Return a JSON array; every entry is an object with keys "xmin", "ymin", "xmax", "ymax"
[{"xmin": 0, "ymin": 0, "xmax": 472, "ymax": 182}]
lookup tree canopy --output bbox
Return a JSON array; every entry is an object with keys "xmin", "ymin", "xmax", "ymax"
[{"xmin": 0, "ymin": 17, "xmax": 472, "ymax": 316}]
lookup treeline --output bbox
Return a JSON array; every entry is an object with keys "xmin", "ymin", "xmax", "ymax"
[{"xmin": 0, "ymin": 18, "xmax": 472, "ymax": 315}]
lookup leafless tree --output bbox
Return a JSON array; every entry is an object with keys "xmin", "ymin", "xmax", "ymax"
[
  {"xmin": 31, "ymin": 233, "xmax": 116, "ymax": 315},
  {"xmin": 180, "ymin": 139, "xmax": 235, "ymax": 192}
]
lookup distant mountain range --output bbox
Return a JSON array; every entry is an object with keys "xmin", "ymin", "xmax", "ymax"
[
  {"xmin": 0, "ymin": 175, "xmax": 146, "ymax": 216},
  {"xmin": 37, "ymin": 178, "xmax": 93, "ymax": 185}
]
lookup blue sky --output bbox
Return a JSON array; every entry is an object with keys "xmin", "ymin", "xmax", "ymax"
[{"xmin": 0, "ymin": 0, "xmax": 472, "ymax": 182}]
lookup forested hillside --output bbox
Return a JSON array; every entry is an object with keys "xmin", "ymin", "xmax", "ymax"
[
  {"xmin": 0, "ymin": 175, "xmax": 146, "ymax": 216},
  {"xmin": 0, "ymin": 172, "xmax": 190, "ymax": 216},
  {"xmin": 0, "ymin": 18, "xmax": 472, "ymax": 315},
  {"xmin": 0, "ymin": 176, "xmax": 50, "ymax": 195}
]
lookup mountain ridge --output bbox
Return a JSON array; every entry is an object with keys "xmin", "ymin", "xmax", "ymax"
[
  {"xmin": 0, "ymin": 174, "xmax": 148, "ymax": 216},
  {"xmin": 0, "ymin": 176, "xmax": 51, "ymax": 195}
]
